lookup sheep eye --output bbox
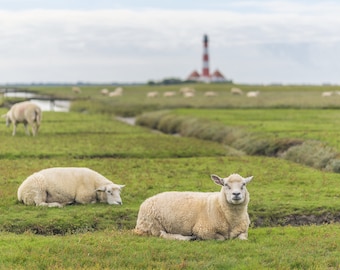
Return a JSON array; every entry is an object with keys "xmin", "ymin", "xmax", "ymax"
[{"xmin": 224, "ymin": 184, "xmax": 231, "ymax": 189}]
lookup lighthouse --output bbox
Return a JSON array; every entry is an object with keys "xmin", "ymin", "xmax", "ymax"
[
  {"xmin": 202, "ymin": 34, "xmax": 210, "ymax": 80},
  {"xmin": 186, "ymin": 34, "xmax": 227, "ymax": 83}
]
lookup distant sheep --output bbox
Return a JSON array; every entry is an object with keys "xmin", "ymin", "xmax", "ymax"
[
  {"xmin": 179, "ymin": 87, "xmax": 196, "ymax": 94},
  {"xmin": 109, "ymin": 87, "xmax": 123, "ymax": 97},
  {"xmin": 321, "ymin": 91, "xmax": 333, "ymax": 97},
  {"xmin": 134, "ymin": 173, "xmax": 253, "ymax": 241},
  {"xmin": 183, "ymin": 92, "xmax": 195, "ymax": 98},
  {"xmin": 72, "ymin": 86, "xmax": 81, "ymax": 94},
  {"xmin": 231, "ymin": 87, "xmax": 243, "ymax": 95},
  {"xmin": 17, "ymin": 167, "xmax": 125, "ymax": 207},
  {"xmin": 100, "ymin": 88, "xmax": 109, "ymax": 95},
  {"xmin": 147, "ymin": 91, "xmax": 159, "ymax": 98},
  {"xmin": 204, "ymin": 91, "xmax": 218, "ymax": 97},
  {"xmin": 246, "ymin": 91, "xmax": 260, "ymax": 97},
  {"xmin": 2, "ymin": 101, "xmax": 42, "ymax": 136},
  {"xmin": 163, "ymin": 91, "xmax": 176, "ymax": 97}
]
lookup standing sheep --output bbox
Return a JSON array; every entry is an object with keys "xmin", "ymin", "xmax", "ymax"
[
  {"xmin": 134, "ymin": 173, "xmax": 253, "ymax": 241},
  {"xmin": 2, "ymin": 101, "xmax": 42, "ymax": 136},
  {"xmin": 17, "ymin": 167, "xmax": 125, "ymax": 207},
  {"xmin": 72, "ymin": 86, "xmax": 82, "ymax": 94}
]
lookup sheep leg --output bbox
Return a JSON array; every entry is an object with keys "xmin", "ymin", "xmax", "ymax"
[
  {"xmin": 38, "ymin": 202, "xmax": 63, "ymax": 208},
  {"xmin": 23, "ymin": 123, "xmax": 30, "ymax": 136},
  {"xmin": 33, "ymin": 189, "xmax": 63, "ymax": 207},
  {"xmin": 32, "ymin": 124, "xmax": 39, "ymax": 136},
  {"xmin": 12, "ymin": 123, "xmax": 17, "ymax": 136},
  {"xmin": 160, "ymin": 230, "xmax": 197, "ymax": 241},
  {"xmin": 237, "ymin": 232, "xmax": 248, "ymax": 240}
]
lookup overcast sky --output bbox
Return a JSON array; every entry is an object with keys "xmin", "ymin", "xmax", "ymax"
[{"xmin": 1, "ymin": 0, "xmax": 340, "ymax": 85}]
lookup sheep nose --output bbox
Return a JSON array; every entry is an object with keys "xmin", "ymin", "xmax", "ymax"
[{"xmin": 233, "ymin": 192, "xmax": 241, "ymax": 197}]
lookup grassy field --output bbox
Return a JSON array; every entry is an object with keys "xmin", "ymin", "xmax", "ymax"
[
  {"xmin": 172, "ymin": 108, "xmax": 340, "ymax": 149},
  {"xmin": 0, "ymin": 84, "xmax": 339, "ymax": 269}
]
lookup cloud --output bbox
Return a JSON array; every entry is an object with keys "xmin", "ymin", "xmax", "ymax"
[{"xmin": 0, "ymin": 3, "xmax": 340, "ymax": 83}]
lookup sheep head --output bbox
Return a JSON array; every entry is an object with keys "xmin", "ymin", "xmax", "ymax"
[
  {"xmin": 1, "ymin": 113, "xmax": 11, "ymax": 127},
  {"xmin": 96, "ymin": 184, "xmax": 125, "ymax": 205},
  {"xmin": 211, "ymin": 173, "xmax": 253, "ymax": 205}
]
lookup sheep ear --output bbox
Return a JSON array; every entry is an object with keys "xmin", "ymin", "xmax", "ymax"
[
  {"xmin": 119, "ymin": 185, "xmax": 125, "ymax": 189},
  {"xmin": 96, "ymin": 186, "xmax": 106, "ymax": 192},
  {"xmin": 243, "ymin": 176, "xmax": 253, "ymax": 184},
  {"xmin": 211, "ymin": 174, "xmax": 224, "ymax": 186}
]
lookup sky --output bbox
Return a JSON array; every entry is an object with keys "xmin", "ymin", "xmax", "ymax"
[{"xmin": 1, "ymin": 0, "xmax": 340, "ymax": 85}]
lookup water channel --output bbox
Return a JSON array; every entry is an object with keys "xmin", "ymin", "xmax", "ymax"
[{"xmin": 2, "ymin": 90, "xmax": 71, "ymax": 112}]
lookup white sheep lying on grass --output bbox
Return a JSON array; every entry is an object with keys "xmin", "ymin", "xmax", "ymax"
[
  {"xmin": 17, "ymin": 167, "xmax": 125, "ymax": 207},
  {"xmin": 134, "ymin": 173, "xmax": 253, "ymax": 241},
  {"xmin": 2, "ymin": 101, "xmax": 42, "ymax": 136},
  {"xmin": 247, "ymin": 91, "xmax": 260, "ymax": 97},
  {"xmin": 231, "ymin": 87, "xmax": 243, "ymax": 95}
]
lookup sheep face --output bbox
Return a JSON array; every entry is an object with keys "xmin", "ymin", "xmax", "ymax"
[
  {"xmin": 96, "ymin": 184, "xmax": 125, "ymax": 205},
  {"xmin": 4, "ymin": 113, "xmax": 11, "ymax": 127},
  {"xmin": 211, "ymin": 174, "xmax": 253, "ymax": 205}
]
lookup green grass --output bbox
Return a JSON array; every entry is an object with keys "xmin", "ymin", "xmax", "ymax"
[
  {"xmin": 0, "ymin": 84, "xmax": 340, "ymax": 269},
  {"xmin": 24, "ymin": 83, "xmax": 340, "ymax": 116},
  {"xmin": 0, "ymin": 225, "xmax": 339, "ymax": 269}
]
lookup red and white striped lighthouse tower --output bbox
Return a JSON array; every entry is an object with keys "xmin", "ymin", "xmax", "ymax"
[{"xmin": 202, "ymin": 34, "xmax": 210, "ymax": 81}]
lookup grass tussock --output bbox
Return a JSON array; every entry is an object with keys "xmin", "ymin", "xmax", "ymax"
[
  {"xmin": 282, "ymin": 140, "xmax": 340, "ymax": 171},
  {"xmin": 136, "ymin": 111, "xmax": 340, "ymax": 172}
]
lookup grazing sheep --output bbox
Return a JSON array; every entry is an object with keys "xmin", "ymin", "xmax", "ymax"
[
  {"xmin": 246, "ymin": 91, "xmax": 260, "ymax": 97},
  {"xmin": 134, "ymin": 173, "xmax": 253, "ymax": 241},
  {"xmin": 100, "ymin": 88, "xmax": 109, "ymax": 95},
  {"xmin": 109, "ymin": 87, "xmax": 123, "ymax": 97},
  {"xmin": 2, "ymin": 101, "xmax": 42, "ymax": 136},
  {"xmin": 231, "ymin": 87, "xmax": 243, "ymax": 95},
  {"xmin": 72, "ymin": 86, "xmax": 81, "ymax": 94},
  {"xmin": 147, "ymin": 91, "xmax": 159, "ymax": 98},
  {"xmin": 204, "ymin": 91, "xmax": 218, "ymax": 97},
  {"xmin": 17, "ymin": 167, "xmax": 125, "ymax": 207},
  {"xmin": 163, "ymin": 91, "xmax": 176, "ymax": 97}
]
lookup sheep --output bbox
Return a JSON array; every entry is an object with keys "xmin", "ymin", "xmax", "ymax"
[
  {"xmin": 246, "ymin": 91, "xmax": 260, "ymax": 97},
  {"xmin": 72, "ymin": 86, "xmax": 81, "ymax": 94},
  {"xmin": 100, "ymin": 88, "xmax": 109, "ymax": 95},
  {"xmin": 321, "ymin": 91, "xmax": 333, "ymax": 97},
  {"xmin": 163, "ymin": 91, "xmax": 176, "ymax": 97},
  {"xmin": 2, "ymin": 101, "xmax": 42, "ymax": 136},
  {"xmin": 179, "ymin": 87, "xmax": 196, "ymax": 94},
  {"xmin": 134, "ymin": 173, "xmax": 253, "ymax": 241},
  {"xmin": 204, "ymin": 91, "xmax": 218, "ymax": 97},
  {"xmin": 147, "ymin": 91, "xmax": 159, "ymax": 98},
  {"xmin": 109, "ymin": 87, "xmax": 123, "ymax": 97},
  {"xmin": 231, "ymin": 87, "xmax": 243, "ymax": 95},
  {"xmin": 17, "ymin": 167, "xmax": 125, "ymax": 207},
  {"xmin": 183, "ymin": 92, "xmax": 195, "ymax": 98}
]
